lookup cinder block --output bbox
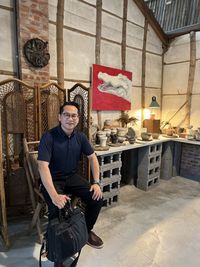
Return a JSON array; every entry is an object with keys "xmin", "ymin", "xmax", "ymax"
[
  {"xmin": 100, "ymin": 161, "xmax": 122, "ymax": 172},
  {"xmin": 111, "ymin": 181, "xmax": 120, "ymax": 191},
  {"xmin": 137, "ymin": 143, "xmax": 162, "ymax": 191},
  {"xmin": 148, "ymin": 166, "xmax": 160, "ymax": 179},
  {"xmin": 110, "ymin": 175, "xmax": 121, "ymax": 183},
  {"xmin": 149, "ymin": 154, "xmax": 161, "ymax": 166},
  {"xmin": 110, "ymin": 194, "xmax": 119, "ymax": 205},
  {"xmin": 149, "ymin": 144, "xmax": 162, "ymax": 155},
  {"xmin": 111, "ymin": 188, "xmax": 120, "ymax": 196},
  {"xmin": 102, "ymin": 183, "xmax": 111, "ymax": 193},
  {"xmin": 98, "ymin": 151, "xmax": 122, "ymax": 208},
  {"xmin": 102, "ymin": 197, "xmax": 111, "ymax": 208},
  {"xmin": 100, "ymin": 177, "xmax": 111, "ymax": 187},
  {"xmin": 137, "ymin": 176, "xmax": 160, "ymax": 191}
]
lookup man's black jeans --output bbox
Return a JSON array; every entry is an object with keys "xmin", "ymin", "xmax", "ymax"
[{"xmin": 41, "ymin": 173, "xmax": 103, "ymax": 266}]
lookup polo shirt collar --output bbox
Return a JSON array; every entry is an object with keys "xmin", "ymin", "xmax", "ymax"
[{"xmin": 58, "ymin": 125, "xmax": 77, "ymax": 138}]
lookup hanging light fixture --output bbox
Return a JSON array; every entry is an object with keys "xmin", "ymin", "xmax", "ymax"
[
  {"xmin": 149, "ymin": 96, "xmax": 160, "ymax": 119},
  {"xmin": 149, "ymin": 96, "xmax": 160, "ymax": 108}
]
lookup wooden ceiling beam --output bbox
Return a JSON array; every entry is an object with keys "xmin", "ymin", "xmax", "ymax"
[
  {"xmin": 167, "ymin": 23, "xmax": 200, "ymax": 39},
  {"xmin": 133, "ymin": 0, "xmax": 169, "ymax": 47}
]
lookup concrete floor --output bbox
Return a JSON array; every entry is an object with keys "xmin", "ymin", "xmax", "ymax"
[{"xmin": 1, "ymin": 176, "xmax": 200, "ymax": 267}]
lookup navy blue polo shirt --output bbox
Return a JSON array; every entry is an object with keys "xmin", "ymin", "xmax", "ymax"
[{"xmin": 38, "ymin": 126, "xmax": 94, "ymax": 179}]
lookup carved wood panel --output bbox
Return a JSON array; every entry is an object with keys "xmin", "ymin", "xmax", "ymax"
[{"xmin": 68, "ymin": 83, "xmax": 90, "ymax": 180}]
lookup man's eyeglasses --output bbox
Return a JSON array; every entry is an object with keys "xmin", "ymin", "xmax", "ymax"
[{"xmin": 62, "ymin": 112, "xmax": 79, "ymax": 119}]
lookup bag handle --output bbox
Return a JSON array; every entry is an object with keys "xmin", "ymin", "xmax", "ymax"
[
  {"xmin": 58, "ymin": 200, "xmax": 73, "ymax": 221},
  {"xmin": 39, "ymin": 240, "xmax": 45, "ymax": 267}
]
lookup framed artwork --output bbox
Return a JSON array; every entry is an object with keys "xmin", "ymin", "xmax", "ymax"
[{"xmin": 92, "ymin": 64, "xmax": 132, "ymax": 110}]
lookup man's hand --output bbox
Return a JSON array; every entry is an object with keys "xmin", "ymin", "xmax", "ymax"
[
  {"xmin": 52, "ymin": 194, "xmax": 71, "ymax": 209},
  {"xmin": 90, "ymin": 184, "xmax": 103, "ymax": 200}
]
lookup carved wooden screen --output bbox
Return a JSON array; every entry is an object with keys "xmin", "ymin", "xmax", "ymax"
[
  {"xmin": 0, "ymin": 78, "xmax": 36, "ymax": 248},
  {"xmin": 0, "ymin": 79, "xmax": 67, "ymax": 248},
  {"xmin": 38, "ymin": 82, "xmax": 66, "ymax": 138},
  {"xmin": 3, "ymin": 91, "xmax": 26, "ymax": 171},
  {"xmin": 0, "ymin": 79, "xmax": 36, "ymax": 170},
  {"xmin": 68, "ymin": 83, "xmax": 90, "ymax": 179}
]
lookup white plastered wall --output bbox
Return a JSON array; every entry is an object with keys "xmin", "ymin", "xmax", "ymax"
[
  {"xmin": 0, "ymin": 1, "xmax": 16, "ymax": 81},
  {"xmin": 47, "ymin": 0, "xmax": 164, "ymax": 129},
  {"xmin": 163, "ymin": 32, "xmax": 200, "ymax": 129},
  {"xmin": 0, "ymin": 0, "xmax": 168, "ymax": 131}
]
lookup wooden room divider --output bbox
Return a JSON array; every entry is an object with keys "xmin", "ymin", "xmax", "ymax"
[
  {"xmin": 68, "ymin": 83, "xmax": 90, "ymax": 180},
  {"xmin": 0, "ymin": 79, "xmax": 90, "ymax": 248},
  {"xmin": 0, "ymin": 78, "xmax": 65, "ymax": 248}
]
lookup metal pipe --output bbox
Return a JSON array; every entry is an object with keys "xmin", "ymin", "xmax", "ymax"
[{"xmin": 13, "ymin": 0, "xmax": 21, "ymax": 80}]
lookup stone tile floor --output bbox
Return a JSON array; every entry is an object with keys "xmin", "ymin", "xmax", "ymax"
[{"xmin": 1, "ymin": 176, "xmax": 200, "ymax": 267}]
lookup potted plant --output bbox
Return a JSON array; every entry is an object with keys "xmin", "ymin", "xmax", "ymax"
[{"xmin": 117, "ymin": 111, "xmax": 138, "ymax": 128}]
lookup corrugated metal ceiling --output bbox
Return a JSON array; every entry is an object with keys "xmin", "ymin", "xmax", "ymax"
[{"xmin": 144, "ymin": 0, "xmax": 200, "ymax": 33}]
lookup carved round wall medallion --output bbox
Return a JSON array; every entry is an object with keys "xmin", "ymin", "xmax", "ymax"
[{"xmin": 23, "ymin": 38, "xmax": 50, "ymax": 68}]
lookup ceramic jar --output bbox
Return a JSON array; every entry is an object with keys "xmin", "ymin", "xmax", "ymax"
[
  {"xmin": 96, "ymin": 131, "xmax": 106, "ymax": 144},
  {"xmin": 186, "ymin": 126, "xmax": 194, "ymax": 140},
  {"xmin": 99, "ymin": 136, "xmax": 107, "ymax": 147},
  {"xmin": 195, "ymin": 128, "xmax": 200, "ymax": 141},
  {"xmin": 110, "ymin": 133, "xmax": 118, "ymax": 144},
  {"xmin": 117, "ymin": 128, "xmax": 128, "ymax": 137}
]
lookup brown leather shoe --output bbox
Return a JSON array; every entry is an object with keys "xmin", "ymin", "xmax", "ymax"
[{"xmin": 87, "ymin": 231, "xmax": 103, "ymax": 249}]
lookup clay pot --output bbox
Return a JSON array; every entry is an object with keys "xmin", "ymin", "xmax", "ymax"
[
  {"xmin": 128, "ymin": 138, "xmax": 135, "ymax": 144},
  {"xmin": 117, "ymin": 128, "xmax": 128, "ymax": 137},
  {"xmin": 118, "ymin": 136, "xmax": 126, "ymax": 143},
  {"xmin": 166, "ymin": 129, "xmax": 174, "ymax": 136},
  {"xmin": 152, "ymin": 133, "xmax": 160, "ymax": 139},
  {"xmin": 141, "ymin": 132, "xmax": 152, "ymax": 141}
]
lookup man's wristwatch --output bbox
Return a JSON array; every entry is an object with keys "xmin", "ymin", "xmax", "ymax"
[{"xmin": 91, "ymin": 180, "xmax": 101, "ymax": 187}]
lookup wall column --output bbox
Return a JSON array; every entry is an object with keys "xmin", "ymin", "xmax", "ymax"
[{"xmin": 17, "ymin": 0, "xmax": 50, "ymax": 85}]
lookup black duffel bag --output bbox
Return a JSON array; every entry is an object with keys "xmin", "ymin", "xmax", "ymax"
[{"xmin": 43, "ymin": 202, "xmax": 88, "ymax": 264}]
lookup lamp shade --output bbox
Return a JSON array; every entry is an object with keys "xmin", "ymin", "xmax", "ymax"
[{"xmin": 149, "ymin": 96, "xmax": 160, "ymax": 108}]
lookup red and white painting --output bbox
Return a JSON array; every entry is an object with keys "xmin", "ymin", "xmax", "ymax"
[{"xmin": 92, "ymin": 64, "xmax": 132, "ymax": 110}]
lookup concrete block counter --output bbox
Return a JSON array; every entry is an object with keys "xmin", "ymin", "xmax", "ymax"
[{"xmin": 95, "ymin": 136, "xmax": 200, "ymax": 206}]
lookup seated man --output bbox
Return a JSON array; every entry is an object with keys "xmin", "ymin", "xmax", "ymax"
[{"xmin": 38, "ymin": 101, "xmax": 103, "ymax": 267}]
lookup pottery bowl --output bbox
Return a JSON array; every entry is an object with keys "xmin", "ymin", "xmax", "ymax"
[
  {"xmin": 128, "ymin": 138, "xmax": 135, "ymax": 144},
  {"xmin": 152, "ymin": 133, "xmax": 160, "ymax": 139},
  {"xmin": 141, "ymin": 132, "xmax": 152, "ymax": 141},
  {"xmin": 118, "ymin": 136, "xmax": 126, "ymax": 143}
]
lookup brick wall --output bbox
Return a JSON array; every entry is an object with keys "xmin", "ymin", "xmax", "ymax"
[
  {"xmin": 17, "ymin": 0, "xmax": 50, "ymax": 85},
  {"xmin": 180, "ymin": 143, "xmax": 200, "ymax": 181}
]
